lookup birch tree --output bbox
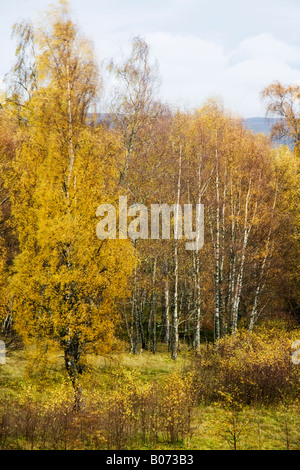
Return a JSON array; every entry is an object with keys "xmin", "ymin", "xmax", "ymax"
[{"xmin": 7, "ymin": 1, "xmax": 135, "ymax": 410}]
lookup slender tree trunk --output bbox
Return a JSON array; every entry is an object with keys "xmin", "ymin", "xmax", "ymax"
[
  {"xmin": 226, "ymin": 175, "xmax": 236, "ymax": 333},
  {"xmin": 139, "ymin": 290, "xmax": 146, "ymax": 349},
  {"xmin": 193, "ymin": 165, "xmax": 203, "ymax": 352},
  {"xmin": 146, "ymin": 292, "xmax": 152, "ymax": 351},
  {"xmin": 123, "ymin": 305, "xmax": 134, "ymax": 352},
  {"xmin": 66, "ymin": 63, "xmax": 75, "ymax": 197},
  {"xmin": 161, "ymin": 278, "xmax": 170, "ymax": 344},
  {"xmin": 214, "ymin": 135, "xmax": 221, "ymax": 342},
  {"xmin": 220, "ymin": 161, "xmax": 227, "ymax": 335},
  {"xmin": 193, "ymin": 253, "xmax": 201, "ymax": 352},
  {"xmin": 64, "ymin": 336, "xmax": 84, "ymax": 412},
  {"xmin": 171, "ymin": 146, "xmax": 182, "ymax": 360},
  {"xmin": 151, "ymin": 258, "xmax": 157, "ymax": 354},
  {"xmin": 231, "ymin": 180, "xmax": 257, "ymax": 334}
]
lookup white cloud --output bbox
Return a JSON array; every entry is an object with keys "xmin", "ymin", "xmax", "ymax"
[
  {"xmin": 1, "ymin": 1, "xmax": 300, "ymax": 117},
  {"xmin": 229, "ymin": 33, "xmax": 300, "ymax": 67},
  {"xmin": 145, "ymin": 32, "xmax": 300, "ymax": 117}
]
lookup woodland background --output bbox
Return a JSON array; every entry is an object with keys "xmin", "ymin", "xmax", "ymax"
[{"xmin": 0, "ymin": 0, "xmax": 300, "ymax": 450}]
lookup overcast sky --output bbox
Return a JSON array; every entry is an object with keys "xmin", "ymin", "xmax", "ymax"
[{"xmin": 1, "ymin": 0, "xmax": 300, "ymax": 117}]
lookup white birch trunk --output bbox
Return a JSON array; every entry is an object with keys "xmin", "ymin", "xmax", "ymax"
[
  {"xmin": 171, "ymin": 146, "xmax": 182, "ymax": 360},
  {"xmin": 214, "ymin": 135, "xmax": 221, "ymax": 341},
  {"xmin": 231, "ymin": 179, "xmax": 258, "ymax": 334}
]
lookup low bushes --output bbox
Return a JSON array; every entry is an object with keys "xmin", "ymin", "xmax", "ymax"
[
  {"xmin": 0, "ymin": 371, "xmax": 196, "ymax": 449},
  {"xmin": 1, "ymin": 326, "xmax": 300, "ymax": 449},
  {"xmin": 192, "ymin": 328, "xmax": 300, "ymax": 405}
]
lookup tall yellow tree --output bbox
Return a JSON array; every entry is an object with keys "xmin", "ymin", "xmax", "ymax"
[
  {"xmin": 0, "ymin": 107, "xmax": 18, "ymax": 335},
  {"xmin": 7, "ymin": 1, "xmax": 135, "ymax": 409}
]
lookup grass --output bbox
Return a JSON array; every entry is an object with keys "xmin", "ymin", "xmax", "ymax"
[
  {"xmin": 189, "ymin": 405, "xmax": 300, "ymax": 450},
  {"xmin": 1, "ymin": 342, "xmax": 300, "ymax": 450}
]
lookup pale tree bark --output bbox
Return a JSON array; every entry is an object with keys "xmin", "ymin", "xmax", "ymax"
[
  {"xmin": 193, "ymin": 167, "xmax": 202, "ymax": 351},
  {"xmin": 231, "ymin": 178, "xmax": 258, "ymax": 334},
  {"xmin": 220, "ymin": 160, "xmax": 228, "ymax": 335},
  {"xmin": 171, "ymin": 146, "xmax": 182, "ymax": 360},
  {"xmin": 214, "ymin": 134, "xmax": 221, "ymax": 342},
  {"xmin": 192, "ymin": 155, "xmax": 213, "ymax": 349},
  {"xmin": 151, "ymin": 257, "xmax": 158, "ymax": 354},
  {"xmin": 139, "ymin": 289, "xmax": 146, "ymax": 350},
  {"xmin": 226, "ymin": 174, "xmax": 237, "ymax": 332},
  {"xmin": 123, "ymin": 301, "xmax": 134, "ymax": 352},
  {"xmin": 193, "ymin": 251, "xmax": 201, "ymax": 351},
  {"xmin": 66, "ymin": 63, "xmax": 75, "ymax": 197},
  {"xmin": 161, "ymin": 276, "xmax": 170, "ymax": 344}
]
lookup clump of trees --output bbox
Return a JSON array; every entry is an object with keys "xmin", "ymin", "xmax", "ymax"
[{"xmin": 0, "ymin": 0, "xmax": 300, "ymax": 409}]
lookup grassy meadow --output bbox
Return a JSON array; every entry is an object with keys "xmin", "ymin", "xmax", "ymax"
[{"xmin": 1, "ymin": 322, "xmax": 300, "ymax": 450}]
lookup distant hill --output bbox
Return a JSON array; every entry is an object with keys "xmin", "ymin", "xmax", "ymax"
[
  {"xmin": 244, "ymin": 117, "xmax": 276, "ymax": 135},
  {"xmin": 244, "ymin": 117, "xmax": 293, "ymax": 148},
  {"xmin": 92, "ymin": 114, "xmax": 276, "ymax": 135},
  {"xmin": 91, "ymin": 114, "xmax": 292, "ymax": 147}
]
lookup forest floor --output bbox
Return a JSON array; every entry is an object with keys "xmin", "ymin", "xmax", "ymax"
[{"xmin": 1, "ymin": 342, "xmax": 300, "ymax": 450}]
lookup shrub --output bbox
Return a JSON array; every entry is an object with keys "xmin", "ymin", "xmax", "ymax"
[{"xmin": 192, "ymin": 328, "xmax": 300, "ymax": 405}]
